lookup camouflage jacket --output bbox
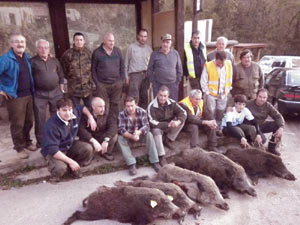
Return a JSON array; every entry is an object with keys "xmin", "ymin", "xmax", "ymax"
[{"xmin": 61, "ymin": 46, "xmax": 93, "ymax": 97}]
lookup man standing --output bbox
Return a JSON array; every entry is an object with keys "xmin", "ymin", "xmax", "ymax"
[
  {"xmin": 31, "ymin": 39, "xmax": 64, "ymax": 148},
  {"xmin": 179, "ymin": 89, "xmax": 218, "ymax": 151},
  {"xmin": 200, "ymin": 51, "xmax": 233, "ymax": 132},
  {"xmin": 118, "ymin": 96, "xmax": 161, "ymax": 176},
  {"xmin": 247, "ymin": 89, "xmax": 284, "ymax": 155},
  {"xmin": 78, "ymin": 97, "xmax": 117, "ymax": 161},
  {"xmin": 148, "ymin": 86, "xmax": 186, "ymax": 163},
  {"xmin": 207, "ymin": 36, "xmax": 234, "ymax": 65},
  {"xmin": 41, "ymin": 97, "xmax": 97, "ymax": 182},
  {"xmin": 147, "ymin": 34, "xmax": 183, "ymax": 101},
  {"xmin": 125, "ymin": 29, "xmax": 152, "ymax": 109},
  {"xmin": 61, "ymin": 32, "xmax": 93, "ymax": 107},
  {"xmin": 92, "ymin": 32, "xmax": 125, "ymax": 117},
  {"xmin": 0, "ymin": 34, "xmax": 36, "ymax": 159},
  {"xmin": 183, "ymin": 30, "xmax": 207, "ymax": 90},
  {"xmin": 232, "ymin": 49, "xmax": 264, "ymax": 100}
]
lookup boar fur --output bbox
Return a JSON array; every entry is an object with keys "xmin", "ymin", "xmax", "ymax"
[
  {"xmin": 225, "ymin": 147, "xmax": 296, "ymax": 184},
  {"xmin": 63, "ymin": 185, "xmax": 186, "ymax": 225},
  {"xmin": 115, "ymin": 179, "xmax": 202, "ymax": 219},
  {"xmin": 168, "ymin": 147, "xmax": 256, "ymax": 197},
  {"xmin": 156, "ymin": 164, "xmax": 229, "ymax": 210}
]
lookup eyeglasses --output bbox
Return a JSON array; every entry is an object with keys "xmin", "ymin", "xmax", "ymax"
[{"xmin": 12, "ymin": 40, "xmax": 25, "ymax": 44}]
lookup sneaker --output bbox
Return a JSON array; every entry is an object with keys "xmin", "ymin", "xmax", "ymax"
[
  {"xmin": 163, "ymin": 137, "xmax": 175, "ymax": 150},
  {"xmin": 17, "ymin": 150, "xmax": 29, "ymax": 159},
  {"xmin": 128, "ymin": 164, "xmax": 137, "ymax": 176},
  {"xmin": 100, "ymin": 152, "xmax": 115, "ymax": 161},
  {"xmin": 159, "ymin": 156, "xmax": 168, "ymax": 166},
  {"xmin": 152, "ymin": 163, "xmax": 161, "ymax": 172},
  {"xmin": 26, "ymin": 144, "xmax": 37, "ymax": 151}
]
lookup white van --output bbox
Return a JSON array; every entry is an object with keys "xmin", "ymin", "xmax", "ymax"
[{"xmin": 259, "ymin": 55, "xmax": 300, "ymax": 75}]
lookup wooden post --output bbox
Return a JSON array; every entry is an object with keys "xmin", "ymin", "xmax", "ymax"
[
  {"xmin": 175, "ymin": 0, "xmax": 185, "ymax": 100},
  {"xmin": 48, "ymin": 0, "xmax": 70, "ymax": 58}
]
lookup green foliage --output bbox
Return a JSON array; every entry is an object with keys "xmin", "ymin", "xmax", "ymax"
[{"xmin": 199, "ymin": 0, "xmax": 300, "ymax": 55}]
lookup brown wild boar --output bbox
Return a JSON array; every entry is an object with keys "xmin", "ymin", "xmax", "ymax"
[
  {"xmin": 225, "ymin": 147, "xmax": 296, "ymax": 184},
  {"xmin": 115, "ymin": 179, "xmax": 202, "ymax": 219},
  {"xmin": 156, "ymin": 164, "xmax": 229, "ymax": 210},
  {"xmin": 63, "ymin": 185, "xmax": 186, "ymax": 225},
  {"xmin": 168, "ymin": 147, "xmax": 256, "ymax": 197}
]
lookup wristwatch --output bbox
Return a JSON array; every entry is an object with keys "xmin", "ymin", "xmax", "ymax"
[{"xmin": 104, "ymin": 137, "xmax": 110, "ymax": 142}]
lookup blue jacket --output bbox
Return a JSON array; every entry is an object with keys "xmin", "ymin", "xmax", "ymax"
[
  {"xmin": 41, "ymin": 105, "xmax": 83, "ymax": 157},
  {"xmin": 0, "ymin": 48, "xmax": 34, "ymax": 98}
]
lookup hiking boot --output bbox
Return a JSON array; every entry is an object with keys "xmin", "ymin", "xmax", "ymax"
[
  {"xmin": 71, "ymin": 170, "xmax": 83, "ymax": 179},
  {"xmin": 163, "ymin": 137, "xmax": 175, "ymax": 150},
  {"xmin": 49, "ymin": 176, "xmax": 61, "ymax": 183},
  {"xmin": 17, "ymin": 150, "xmax": 29, "ymax": 159},
  {"xmin": 100, "ymin": 152, "xmax": 115, "ymax": 161},
  {"xmin": 26, "ymin": 144, "xmax": 37, "ymax": 151},
  {"xmin": 159, "ymin": 156, "xmax": 168, "ymax": 166},
  {"xmin": 267, "ymin": 142, "xmax": 281, "ymax": 156},
  {"xmin": 216, "ymin": 130, "xmax": 223, "ymax": 137},
  {"xmin": 152, "ymin": 163, "xmax": 161, "ymax": 172},
  {"xmin": 129, "ymin": 164, "xmax": 137, "ymax": 176},
  {"xmin": 208, "ymin": 146, "xmax": 226, "ymax": 154}
]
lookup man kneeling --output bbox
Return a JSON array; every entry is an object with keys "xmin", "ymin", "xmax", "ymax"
[
  {"xmin": 41, "ymin": 97, "xmax": 97, "ymax": 182},
  {"xmin": 118, "ymin": 96, "xmax": 161, "ymax": 176},
  {"xmin": 179, "ymin": 89, "xmax": 218, "ymax": 151}
]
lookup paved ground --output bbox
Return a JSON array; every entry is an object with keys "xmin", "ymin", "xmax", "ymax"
[{"xmin": 0, "ymin": 106, "xmax": 299, "ymax": 225}]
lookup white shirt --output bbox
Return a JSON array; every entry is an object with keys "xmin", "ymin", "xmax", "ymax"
[{"xmin": 221, "ymin": 106, "xmax": 254, "ymax": 128}]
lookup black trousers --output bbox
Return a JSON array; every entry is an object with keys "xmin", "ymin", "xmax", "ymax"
[{"xmin": 6, "ymin": 95, "xmax": 34, "ymax": 151}]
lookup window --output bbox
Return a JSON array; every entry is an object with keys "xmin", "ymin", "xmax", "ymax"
[
  {"xmin": 0, "ymin": 2, "xmax": 54, "ymax": 56},
  {"xmin": 65, "ymin": 3, "xmax": 136, "ymax": 54}
]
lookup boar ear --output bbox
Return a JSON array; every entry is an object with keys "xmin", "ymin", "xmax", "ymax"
[
  {"xmin": 225, "ymin": 168, "xmax": 234, "ymax": 178},
  {"xmin": 197, "ymin": 182, "xmax": 205, "ymax": 192}
]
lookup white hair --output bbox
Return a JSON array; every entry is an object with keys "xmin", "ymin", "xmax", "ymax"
[
  {"xmin": 216, "ymin": 36, "xmax": 228, "ymax": 46},
  {"xmin": 9, "ymin": 34, "xmax": 26, "ymax": 43},
  {"xmin": 189, "ymin": 89, "xmax": 202, "ymax": 99},
  {"xmin": 35, "ymin": 39, "xmax": 50, "ymax": 48}
]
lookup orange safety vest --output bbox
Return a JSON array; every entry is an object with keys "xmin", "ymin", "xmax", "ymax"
[
  {"xmin": 180, "ymin": 96, "xmax": 203, "ymax": 118},
  {"xmin": 205, "ymin": 60, "xmax": 232, "ymax": 97}
]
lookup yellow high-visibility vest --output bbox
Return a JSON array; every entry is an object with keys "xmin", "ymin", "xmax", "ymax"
[
  {"xmin": 184, "ymin": 43, "xmax": 207, "ymax": 79},
  {"xmin": 205, "ymin": 60, "xmax": 232, "ymax": 97},
  {"xmin": 180, "ymin": 96, "xmax": 203, "ymax": 118}
]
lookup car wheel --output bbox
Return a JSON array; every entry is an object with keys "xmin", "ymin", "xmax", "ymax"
[{"xmin": 274, "ymin": 99, "xmax": 287, "ymax": 116}]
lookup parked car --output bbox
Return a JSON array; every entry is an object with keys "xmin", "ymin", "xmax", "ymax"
[
  {"xmin": 265, "ymin": 68, "xmax": 300, "ymax": 115},
  {"xmin": 259, "ymin": 55, "xmax": 300, "ymax": 76}
]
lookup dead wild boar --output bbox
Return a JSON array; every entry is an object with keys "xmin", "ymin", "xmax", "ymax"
[
  {"xmin": 63, "ymin": 185, "xmax": 186, "ymax": 225},
  {"xmin": 115, "ymin": 180, "xmax": 202, "ymax": 219},
  {"xmin": 156, "ymin": 164, "xmax": 229, "ymax": 210},
  {"xmin": 225, "ymin": 147, "xmax": 296, "ymax": 184},
  {"xmin": 168, "ymin": 147, "xmax": 256, "ymax": 197}
]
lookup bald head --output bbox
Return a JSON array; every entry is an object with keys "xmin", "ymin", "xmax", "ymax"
[
  {"xmin": 91, "ymin": 97, "xmax": 106, "ymax": 116},
  {"xmin": 103, "ymin": 32, "xmax": 115, "ymax": 51}
]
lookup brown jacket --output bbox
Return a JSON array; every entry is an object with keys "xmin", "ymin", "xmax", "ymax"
[{"xmin": 233, "ymin": 62, "xmax": 263, "ymax": 100}]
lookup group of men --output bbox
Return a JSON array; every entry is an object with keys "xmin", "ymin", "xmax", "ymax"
[{"xmin": 0, "ymin": 29, "xmax": 284, "ymax": 181}]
